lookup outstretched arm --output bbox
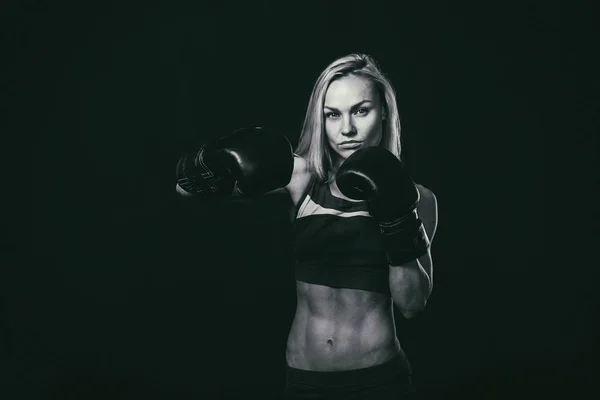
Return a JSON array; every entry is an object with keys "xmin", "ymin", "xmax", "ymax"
[{"xmin": 175, "ymin": 127, "xmax": 294, "ymax": 199}]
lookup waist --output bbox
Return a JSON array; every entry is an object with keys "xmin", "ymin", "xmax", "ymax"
[
  {"xmin": 285, "ymin": 352, "xmax": 413, "ymax": 388},
  {"xmin": 286, "ymin": 282, "xmax": 397, "ymax": 370}
]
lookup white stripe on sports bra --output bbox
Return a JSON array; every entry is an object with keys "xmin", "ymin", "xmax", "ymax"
[{"xmin": 296, "ymin": 194, "xmax": 372, "ymax": 219}]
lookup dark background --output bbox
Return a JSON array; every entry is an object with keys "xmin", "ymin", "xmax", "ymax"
[{"xmin": 7, "ymin": 0, "xmax": 599, "ymax": 398}]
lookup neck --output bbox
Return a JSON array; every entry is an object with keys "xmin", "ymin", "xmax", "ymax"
[{"xmin": 331, "ymin": 154, "xmax": 344, "ymax": 173}]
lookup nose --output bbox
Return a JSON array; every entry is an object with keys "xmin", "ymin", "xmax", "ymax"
[{"xmin": 340, "ymin": 115, "xmax": 357, "ymax": 137}]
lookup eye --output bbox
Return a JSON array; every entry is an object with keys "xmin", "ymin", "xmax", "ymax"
[
  {"xmin": 325, "ymin": 111, "xmax": 340, "ymax": 119},
  {"xmin": 355, "ymin": 107, "xmax": 369, "ymax": 116}
]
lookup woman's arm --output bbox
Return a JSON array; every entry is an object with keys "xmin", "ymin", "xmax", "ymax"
[
  {"xmin": 229, "ymin": 154, "xmax": 307, "ymax": 199},
  {"xmin": 389, "ymin": 184, "xmax": 438, "ymax": 319},
  {"xmin": 175, "ymin": 127, "xmax": 294, "ymax": 199}
]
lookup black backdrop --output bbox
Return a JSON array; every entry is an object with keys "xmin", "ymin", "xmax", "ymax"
[{"xmin": 9, "ymin": 0, "xmax": 599, "ymax": 398}]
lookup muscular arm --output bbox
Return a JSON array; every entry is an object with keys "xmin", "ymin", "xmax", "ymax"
[
  {"xmin": 228, "ymin": 154, "xmax": 306, "ymax": 198},
  {"xmin": 176, "ymin": 179, "xmax": 284, "ymax": 200},
  {"xmin": 175, "ymin": 127, "xmax": 294, "ymax": 199},
  {"xmin": 389, "ymin": 184, "xmax": 438, "ymax": 319}
]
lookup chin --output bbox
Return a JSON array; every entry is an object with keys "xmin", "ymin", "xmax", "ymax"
[{"xmin": 337, "ymin": 148, "xmax": 359, "ymax": 158}]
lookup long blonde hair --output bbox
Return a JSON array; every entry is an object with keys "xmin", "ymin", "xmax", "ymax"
[{"xmin": 295, "ymin": 53, "xmax": 402, "ymax": 183}]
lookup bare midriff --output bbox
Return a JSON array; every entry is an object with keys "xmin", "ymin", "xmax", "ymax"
[{"xmin": 285, "ymin": 281, "xmax": 402, "ymax": 371}]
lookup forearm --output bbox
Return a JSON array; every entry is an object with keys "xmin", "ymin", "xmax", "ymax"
[
  {"xmin": 175, "ymin": 127, "xmax": 294, "ymax": 198},
  {"xmin": 389, "ymin": 255, "xmax": 433, "ymax": 318}
]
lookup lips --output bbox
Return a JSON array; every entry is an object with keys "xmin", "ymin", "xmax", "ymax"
[{"xmin": 339, "ymin": 141, "xmax": 362, "ymax": 149}]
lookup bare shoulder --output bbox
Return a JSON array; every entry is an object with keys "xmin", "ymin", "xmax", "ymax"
[
  {"xmin": 415, "ymin": 184, "xmax": 438, "ymax": 241},
  {"xmin": 264, "ymin": 155, "xmax": 310, "ymax": 200},
  {"xmin": 285, "ymin": 155, "xmax": 311, "ymax": 205},
  {"xmin": 416, "ymin": 184, "xmax": 436, "ymax": 205},
  {"xmin": 291, "ymin": 154, "xmax": 309, "ymax": 178}
]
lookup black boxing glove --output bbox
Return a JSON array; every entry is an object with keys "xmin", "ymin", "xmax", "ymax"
[
  {"xmin": 176, "ymin": 127, "xmax": 294, "ymax": 197},
  {"xmin": 336, "ymin": 147, "xmax": 430, "ymax": 266}
]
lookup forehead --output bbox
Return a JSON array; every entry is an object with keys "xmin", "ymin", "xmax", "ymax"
[{"xmin": 324, "ymin": 75, "xmax": 377, "ymax": 106}]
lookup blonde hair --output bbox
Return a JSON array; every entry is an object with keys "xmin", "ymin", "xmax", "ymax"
[{"xmin": 295, "ymin": 53, "xmax": 402, "ymax": 183}]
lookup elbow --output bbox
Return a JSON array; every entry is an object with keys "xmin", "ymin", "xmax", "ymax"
[
  {"xmin": 390, "ymin": 274, "xmax": 432, "ymax": 320},
  {"xmin": 400, "ymin": 309, "xmax": 421, "ymax": 320},
  {"xmin": 394, "ymin": 297, "xmax": 428, "ymax": 320},
  {"xmin": 399, "ymin": 303, "xmax": 426, "ymax": 320}
]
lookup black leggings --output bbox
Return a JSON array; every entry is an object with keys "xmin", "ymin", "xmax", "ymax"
[{"xmin": 284, "ymin": 355, "xmax": 416, "ymax": 400}]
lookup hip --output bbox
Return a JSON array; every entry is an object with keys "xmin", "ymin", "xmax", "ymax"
[{"xmin": 284, "ymin": 352, "xmax": 415, "ymax": 399}]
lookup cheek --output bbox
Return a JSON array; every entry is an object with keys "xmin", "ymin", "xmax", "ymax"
[
  {"xmin": 324, "ymin": 120, "xmax": 338, "ymax": 140},
  {"xmin": 358, "ymin": 114, "xmax": 383, "ymax": 140}
]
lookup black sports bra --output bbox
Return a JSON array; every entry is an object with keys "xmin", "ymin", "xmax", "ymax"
[{"xmin": 292, "ymin": 177, "xmax": 390, "ymax": 294}]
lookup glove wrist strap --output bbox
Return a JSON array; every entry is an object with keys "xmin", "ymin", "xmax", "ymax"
[{"xmin": 378, "ymin": 212, "xmax": 430, "ymax": 266}]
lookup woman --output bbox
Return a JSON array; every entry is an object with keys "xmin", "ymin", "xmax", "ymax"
[{"xmin": 176, "ymin": 53, "xmax": 438, "ymax": 399}]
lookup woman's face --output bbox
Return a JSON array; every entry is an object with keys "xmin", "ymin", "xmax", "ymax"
[{"xmin": 323, "ymin": 74, "xmax": 385, "ymax": 166}]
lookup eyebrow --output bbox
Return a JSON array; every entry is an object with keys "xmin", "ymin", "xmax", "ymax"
[{"xmin": 323, "ymin": 100, "xmax": 373, "ymax": 111}]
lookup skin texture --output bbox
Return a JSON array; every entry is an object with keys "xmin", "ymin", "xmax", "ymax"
[
  {"xmin": 324, "ymin": 75, "xmax": 385, "ymax": 171},
  {"xmin": 284, "ymin": 75, "xmax": 436, "ymax": 371},
  {"xmin": 175, "ymin": 73, "xmax": 437, "ymax": 372}
]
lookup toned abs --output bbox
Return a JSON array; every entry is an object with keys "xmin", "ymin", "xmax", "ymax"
[
  {"xmin": 284, "ymin": 156, "xmax": 402, "ymax": 371},
  {"xmin": 285, "ymin": 281, "xmax": 401, "ymax": 371}
]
